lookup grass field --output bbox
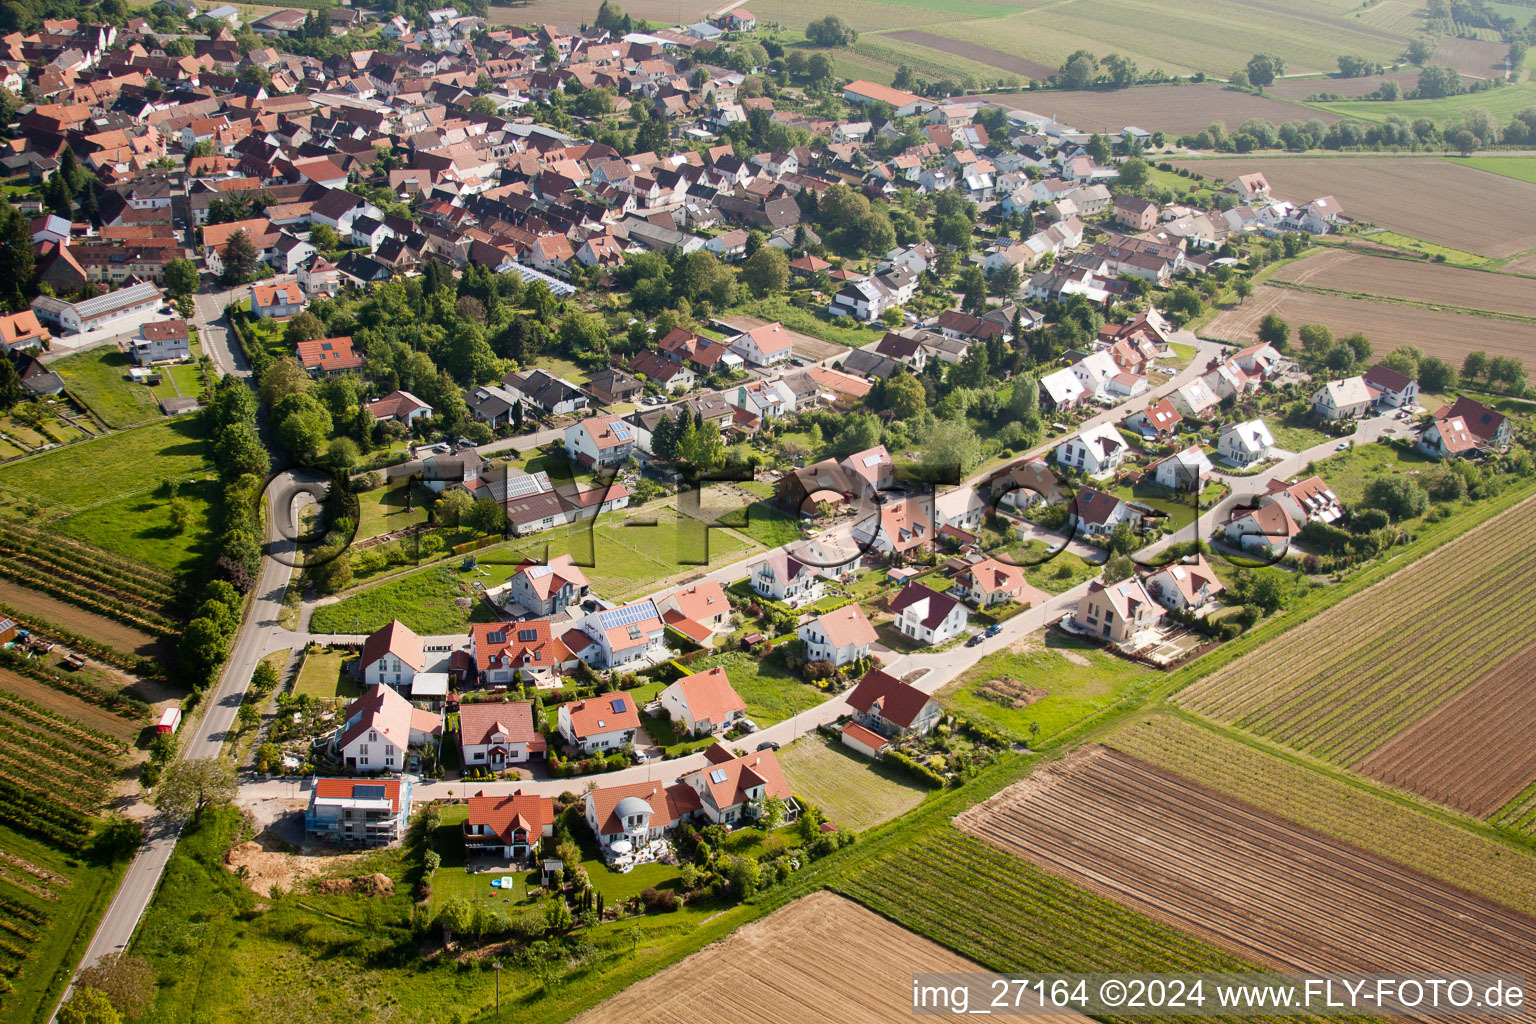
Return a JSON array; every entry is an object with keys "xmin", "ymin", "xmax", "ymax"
[
  {"xmin": 1303, "ymin": 81, "xmax": 1536, "ymax": 122},
  {"xmin": 937, "ymin": 631, "xmax": 1156, "ymax": 744},
  {"xmin": 1461, "ymin": 155, "xmax": 1536, "ymax": 185},
  {"xmin": 55, "ymin": 477, "xmax": 216, "ymax": 574},
  {"xmin": 50, "ymin": 349, "xmax": 164, "ymax": 430},
  {"xmin": 0, "ymin": 417, "xmax": 209, "ymax": 514},
  {"xmin": 778, "ymin": 733, "xmax": 927, "ymax": 831},
  {"xmin": 684, "ymin": 650, "xmax": 826, "ymax": 726},
  {"xmin": 292, "ymin": 647, "xmax": 360, "ymax": 701},
  {"xmin": 355, "ymin": 479, "xmax": 429, "ymax": 542}
]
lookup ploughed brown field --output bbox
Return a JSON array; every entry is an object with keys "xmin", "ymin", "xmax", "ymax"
[
  {"xmin": 1271, "ymin": 248, "xmax": 1536, "ymax": 317},
  {"xmin": 887, "ymin": 31, "xmax": 1056, "ymax": 81},
  {"xmin": 978, "ymin": 83, "xmax": 1330, "ymax": 135},
  {"xmin": 1357, "ymin": 638, "xmax": 1536, "ymax": 817},
  {"xmin": 1172, "ymin": 156, "xmax": 1536, "ymax": 257},
  {"xmin": 1206, "ymin": 285, "xmax": 1536, "ymax": 374},
  {"xmin": 1431, "ymin": 36, "xmax": 1512, "ymax": 78},
  {"xmin": 0, "ymin": 667, "xmax": 141, "ymax": 742},
  {"xmin": 571, "ymin": 890, "xmax": 1088, "ymax": 1024},
  {"xmin": 0, "ymin": 583, "xmax": 162, "ymax": 657},
  {"xmin": 1263, "ymin": 69, "xmax": 1421, "ymax": 100},
  {"xmin": 955, "ymin": 746, "xmax": 1536, "ymax": 1022}
]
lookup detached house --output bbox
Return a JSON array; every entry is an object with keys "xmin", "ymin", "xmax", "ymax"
[
  {"xmin": 360, "ymin": 619, "xmax": 424, "ymax": 691},
  {"xmin": 305, "ymin": 779, "xmax": 411, "ymax": 846},
  {"xmin": 1428, "ymin": 396, "xmax": 1511, "ymax": 453},
  {"xmin": 679, "ymin": 743, "xmax": 794, "ymax": 826},
  {"xmin": 457, "ymin": 700, "xmax": 547, "ymax": 769},
  {"xmin": 470, "ymin": 620, "xmax": 576, "ymax": 688},
  {"xmin": 1151, "ymin": 446, "xmax": 1213, "ymax": 492},
  {"xmin": 657, "ymin": 580, "xmax": 731, "ymax": 644},
  {"xmin": 585, "ymin": 779, "xmax": 702, "ymax": 866},
  {"xmin": 1076, "ymin": 578, "xmax": 1158, "ymax": 642},
  {"xmin": 558, "ymin": 693, "xmax": 641, "ymax": 754},
  {"xmin": 951, "ymin": 557, "xmax": 1039, "ymax": 609},
  {"xmin": 888, "ymin": 583, "xmax": 969, "ymax": 645},
  {"xmin": 797, "ymin": 603, "xmax": 878, "ymax": 667},
  {"xmin": 1217, "ymin": 419, "xmax": 1275, "ymax": 466},
  {"xmin": 1145, "ymin": 555, "xmax": 1225, "ymax": 612},
  {"xmin": 1362, "ymin": 362, "xmax": 1419, "ymax": 409},
  {"xmin": 846, "ymin": 668, "xmax": 942, "ymax": 737},
  {"xmin": 297, "ymin": 335, "xmax": 364, "ymax": 375},
  {"xmin": 1223, "ymin": 501, "xmax": 1300, "ymax": 556},
  {"xmin": 727, "ymin": 321, "xmax": 794, "ymax": 367},
  {"xmin": 251, "ymin": 280, "xmax": 305, "ymax": 318},
  {"xmin": 463, "ymin": 790, "xmax": 555, "ymax": 860},
  {"xmin": 1067, "ymin": 487, "xmax": 1142, "ymax": 539},
  {"xmin": 1312, "ymin": 376, "xmax": 1373, "ymax": 421},
  {"xmin": 332, "ymin": 684, "xmax": 443, "ymax": 774},
  {"xmin": 1056, "ymin": 423, "xmax": 1130, "ymax": 480},
  {"xmin": 660, "ymin": 667, "xmax": 748, "ymax": 736},
  {"xmin": 749, "ymin": 550, "xmax": 823, "ymax": 605},
  {"xmin": 504, "ymin": 555, "xmax": 590, "ymax": 617},
  {"xmin": 564, "ymin": 413, "xmax": 637, "ymax": 468},
  {"xmin": 572, "ymin": 599, "xmax": 666, "ymax": 668}
]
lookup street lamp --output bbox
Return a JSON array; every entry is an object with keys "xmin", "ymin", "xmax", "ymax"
[{"xmin": 492, "ymin": 961, "xmax": 503, "ymax": 1014}]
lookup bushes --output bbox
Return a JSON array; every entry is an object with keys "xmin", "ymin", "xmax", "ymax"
[
  {"xmin": 882, "ymin": 748, "xmax": 947, "ymax": 788},
  {"xmin": 639, "ymin": 887, "xmax": 681, "ymax": 912}
]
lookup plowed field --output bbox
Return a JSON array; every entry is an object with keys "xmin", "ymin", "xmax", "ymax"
[
  {"xmin": 1358, "ymin": 638, "xmax": 1536, "ymax": 817},
  {"xmin": 570, "ymin": 891, "xmax": 1086, "ymax": 1024},
  {"xmin": 0, "ymin": 583, "xmax": 161, "ymax": 656},
  {"xmin": 1177, "ymin": 494, "xmax": 1536, "ymax": 764},
  {"xmin": 1271, "ymin": 248, "xmax": 1536, "ymax": 318},
  {"xmin": 955, "ymin": 746, "xmax": 1536, "ymax": 1020}
]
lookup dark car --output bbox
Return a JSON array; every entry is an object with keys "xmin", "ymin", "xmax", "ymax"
[
  {"xmin": 966, "ymin": 632, "xmax": 985, "ymax": 647},
  {"xmin": 756, "ymin": 740, "xmax": 780, "ymax": 752},
  {"xmin": 985, "ymin": 624, "xmax": 1002, "ymax": 637}
]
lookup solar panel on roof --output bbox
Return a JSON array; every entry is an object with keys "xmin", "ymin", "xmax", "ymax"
[
  {"xmin": 354, "ymin": 784, "xmax": 386, "ymax": 799},
  {"xmin": 611, "ymin": 698, "xmax": 626, "ymax": 712},
  {"xmin": 527, "ymin": 565, "xmax": 553, "ymax": 578},
  {"xmin": 610, "ymin": 421, "xmax": 632, "ymax": 441},
  {"xmin": 598, "ymin": 601, "xmax": 657, "ymax": 629},
  {"xmin": 709, "ymin": 769, "xmax": 728, "ymax": 784},
  {"xmin": 517, "ymin": 628, "xmax": 538, "ymax": 642}
]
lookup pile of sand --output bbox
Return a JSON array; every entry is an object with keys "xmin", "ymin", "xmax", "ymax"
[
  {"xmin": 226, "ymin": 841, "xmax": 326, "ymax": 898},
  {"xmin": 314, "ymin": 872, "xmax": 395, "ymax": 896}
]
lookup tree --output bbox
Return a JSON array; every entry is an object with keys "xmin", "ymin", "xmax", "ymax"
[
  {"xmin": 1337, "ymin": 54, "xmax": 1378, "ymax": 78},
  {"xmin": 805, "ymin": 15, "xmax": 856, "ymax": 47},
  {"xmin": 959, "ymin": 266, "xmax": 987, "ymax": 316},
  {"xmin": 1102, "ymin": 53, "xmax": 1138, "ymax": 88},
  {"xmin": 1297, "ymin": 322, "xmax": 1334, "ymax": 358},
  {"xmin": 1257, "ymin": 312, "xmax": 1290, "ymax": 349},
  {"xmin": 1116, "ymin": 156, "xmax": 1149, "ymax": 189},
  {"xmin": 1363, "ymin": 475, "xmax": 1428, "ymax": 521},
  {"xmin": 1462, "ymin": 350, "xmax": 1489, "ymax": 382},
  {"xmin": 58, "ymin": 988, "xmax": 121, "ymax": 1024},
  {"xmin": 1234, "ymin": 277, "xmax": 1254, "ymax": 304},
  {"xmin": 152, "ymin": 758, "xmax": 237, "ymax": 823},
  {"xmin": 438, "ymin": 896, "xmax": 476, "ymax": 941},
  {"xmin": 740, "ymin": 245, "xmax": 788, "ymax": 297},
  {"xmin": 1489, "ymin": 355, "xmax": 1528, "ymax": 393},
  {"xmin": 893, "ymin": 64, "xmax": 916, "ymax": 91},
  {"xmin": 436, "ymin": 488, "xmax": 474, "ymax": 528},
  {"xmin": 76, "ymin": 953, "xmax": 156, "ymax": 1022},
  {"xmin": 0, "ymin": 355, "xmax": 22, "ymax": 411},
  {"xmin": 1246, "ymin": 53, "xmax": 1284, "ymax": 89},
  {"xmin": 219, "ymin": 229, "xmax": 260, "ymax": 285},
  {"xmin": 326, "ymin": 436, "xmax": 359, "ymax": 471},
  {"xmin": 886, "ymin": 372, "xmax": 926, "ymax": 419},
  {"xmin": 1246, "ymin": 572, "xmax": 1285, "ymax": 613},
  {"xmin": 464, "ymin": 496, "xmax": 508, "ymax": 536},
  {"xmin": 1418, "ymin": 356, "xmax": 1457, "ymax": 393},
  {"xmin": 722, "ymin": 855, "xmax": 760, "ymax": 898},
  {"xmin": 921, "ymin": 418, "xmax": 984, "ymax": 474},
  {"xmin": 309, "ymin": 223, "xmax": 339, "ymax": 249},
  {"xmin": 259, "ymin": 356, "xmax": 311, "ymax": 408},
  {"xmin": 1416, "ymin": 64, "xmax": 1463, "ymax": 99},
  {"xmin": 1059, "ymin": 50, "xmax": 1097, "ymax": 90},
  {"xmin": 164, "ymin": 257, "xmax": 199, "ymax": 297},
  {"xmin": 275, "ymin": 394, "xmax": 332, "ymax": 462},
  {"xmin": 1009, "ymin": 375, "xmax": 1039, "ymax": 421},
  {"xmin": 1380, "ymin": 345, "xmax": 1421, "ymax": 382},
  {"xmin": 0, "ymin": 206, "xmax": 35, "ymax": 310},
  {"xmin": 283, "ymin": 311, "xmax": 325, "ymax": 346}
]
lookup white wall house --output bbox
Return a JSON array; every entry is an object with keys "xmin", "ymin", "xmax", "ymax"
[
  {"xmin": 797, "ymin": 603, "xmax": 878, "ymax": 667},
  {"xmin": 1055, "ymin": 423, "xmax": 1130, "ymax": 480}
]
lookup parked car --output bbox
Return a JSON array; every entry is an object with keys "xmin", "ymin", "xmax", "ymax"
[
  {"xmin": 756, "ymin": 740, "xmax": 779, "ymax": 752},
  {"xmin": 456, "ymin": 437, "xmax": 478, "ymax": 448},
  {"xmin": 1336, "ymin": 441, "xmax": 1350, "ymax": 451},
  {"xmin": 985, "ymin": 624, "xmax": 1002, "ymax": 637},
  {"xmin": 966, "ymin": 632, "xmax": 984, "ymax": 647}
]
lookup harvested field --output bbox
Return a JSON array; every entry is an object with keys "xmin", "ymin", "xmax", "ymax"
[
  {"xmin": 0, "ymin": 668, "xmax": 141, "ymax": 743},
  {"xmin": 1177, "ymin": 495, "xmax": 1536, "ymax": 765},
  {"xmin": 976, "ymin": 83, "xmax": 1329, "ymax": 135},
  {"xmin": 1271, "ymin": 248, "xmax": 1536, "ymax": 317},
  {"xmin": 887, "ymin": 31, "xmax": 1055, "ymax": 80},
  {"xmin": 0, "ymin": 583, "xmax": 161, "ymax": 656},
  {"xmin": 1263, "ymin": 69, "xmax": 1421, "ymax": 99},
  {"xmin": 1172, "ymin": 156, "xmax": 1536, "ymax": 256},
  {"xmin": 1205, "ymin": 285, "xmax": 1536, "ymax": 374},
  {"xmin": 1357, "ymin": 639, "xmax": 1536, "ymax": 817},
  {"xmin": 1433, "ymin": 35, "xmax": 1512, "ymax": 77},
  {"xmin": 571, "ymin": 891, "xmax": 1080, "ymax": 1024},
  {"xmin": 956, "ymin": 745, "xmax": 1536, "ymax": 1015},
  {"xmin": 1501, "ymin": 250, "xmax": 1536, "ymax": 275}
]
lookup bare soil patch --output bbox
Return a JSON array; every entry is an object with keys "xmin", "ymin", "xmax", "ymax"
[
  {"xmin": 1272, "ymin": 248, "xmax": 1536, "ymax": 318},
  {"xmin": 975, "ymin": 83, "xmax": 1329, "ymax": 135},
  {"xmin": 225, "ymin": 837, "xmax": 372, "ymax": 898},
  {"xmin": 1207, "ymin": 285, "xmax": 1536, "ymax": 373},
  {"xmin": 1433, "ymin": 36, "xmax": 1511, "ymax": 78},
  {"xmin": 1264, "ymin": 69, "xmax": 1421, "ymax": 100},
  {"xmin": 976, "ymin": 677, "xmax": 1049, "ymax": 709},
  {"xmin": 1172, "ymin": 156, "xmax": 1536, "ymax": 257},
  {"xmin": 1358, "ymin": 639, "xmax": 1536, "ymax": 817},
  {"xmin": 572, "ymin": 890, "xmax": 1087, "ymax": 1024},
  {"xmin": 0, "ymin": 667, "xmax": 142, "ymax": 742},
  {"xmin": 956, "ymin": 746, "xmax": 1536, "ymax": 1019},
  {"xmin": 0, "ymin": 583, "xmax": 161, "ymax": 657},
  {"xmin": 889, "ymin": 31, "xmax": 1055, "ymax": 80}
]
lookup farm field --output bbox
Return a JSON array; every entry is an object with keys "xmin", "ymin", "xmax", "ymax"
[
  {"xmin": 1303, "ymin": 80, "xmax": 1536, "ymax": 123},
  {"xmin": 1356, "ymin": 638, "xmax": 1536, "ymax": 820},
  {"xmin": 1461, "ymin": 155, "xmax": 1536, "ymax": 185},
  {"xmin": 1205, "ymin": 284, "xmax": 1536, "ymax": 373},
  {"xmin": 1171, "ymin": 155, "xmax": 1536, "ymax": 257},
  {"xmin": 49, "ymin": 348, "xmax": 164, "ymax": 430},
  {"xmin": 0, "ymin": 585, "xmax": 161, "ymax": 656},
  {"xmin": 571, "ymin": 891, "xmax": 1080, "ymax": 1024},
  {"xmin": 54, "ymin": 478, "xmax": 216, "ymax": 574},
  {"xmin": 1105, "ymin": 715, "xmax": 1536, "ymax": 915},
  {"xmin": 1263, "ymin": 68, "xmax": 1422, "ymax": 99},
  {"xmin": 1423, "ymin": 34, "xmax": 1512, "ymax": 77},
  {"xmin": 884, "ymin": 30, "xmax": 1056, "ymax": 81},
  {"xmin": 937, "ymin": 631, "xmax": 1157, "ymax": 744},
  {"xmin": 1176, "ymin": 493, "xmax": 1536, "ymax": 766},
  {"xmin": 777, "ymin": 732, "xmax": 927, "ymax": 831},
  {"xmin": 955, "ymin": 745, "xmax": 1536, "ymax": 1000},
  {"xmin": 1271, "ymin": 247, "xmax": 1536, "ymax": 317},
  {"xmin": 978, "ymin": 83, "xmax": 1327, "ymax": 134}
]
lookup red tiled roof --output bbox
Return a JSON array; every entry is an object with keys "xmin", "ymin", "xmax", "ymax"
[
  {"xmin": 683, "ymin": 743, "xmax": 791, "ymax": 810},
  {"xmin": 467, "ymin": 789, "xmax": 554, "ymax": 843},
  {"xmin": 562, "ymin": 692, "xmax": 640, "ymax": 739},
  {"xmin": 846, "ymin": 668, "xmax": 933, "ymax": 729},
  {"xmin": 840, "ymin": 721, "xmax": 889, "ymax": 751},
  {"xmin": 314, "ymin": 777, "xmax": 402, "ymax": 811},
  {"xmin": 588, "ymin": 779, "xmax": 700, "ymax": 836},
  {"xmin": 360, "ymin": 619, "xmax": 424, "ymax": 672},
  {"xmin": 666, "ymin": 667, "xmax": 745, "ymax": 723},
  {"xmin": 470, "ymin": 620, "xmax": 573, "ymax": 674}
]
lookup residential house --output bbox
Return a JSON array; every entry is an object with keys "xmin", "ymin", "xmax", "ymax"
[
  {"xmin": 564, "ymin": 413, "xmax": 636, "ymax": 468},
  {"xmin": 457, "ymin": 700, "xmax": 547, "ymax": 769},
  {"xmin": 1420, "ymin": 413, "xmax": 1481, "ymax": 460},
  {"xmin": 1145, "ymin": 555, "xmax": 1225, "ymax": 612},
  {"xmin": 934, "ymin": 487, "xmax": 988, "ymax": 534},
  {"xmin": 749, "ymin": 550, "xmax": 823, "ymax": 605},
  {"xmin": 504, "ymin": 555, "xmax": 590, "ymax": 617},
  {"xmin": 504, "ymin": 368, "xmax": 590, "ymax": 417},
  {"xmin": 1261, "ymin": 475, "xmax": 1344, "ymax": 526},
  {"xmin": 853, "ymin": 495, "xmax": 937, "ymax": 557},
  {"xmin": 305, "ymin": 779, "xmax": 411, "ymax": 846},
  {"xmin": 846, "ymin": 668, "xmax": 942, "ymax": 737},
  {"xmin": 989, "ymin": 458, "xmax": 1068, "ymax": 511},
  {"xmin": 950, "ymin": 557, "xmax": 1040, "ymax": 609},
  {"xmin": 360, "ymin": 620, "xmax": 424, "ymax": 692},
  {"xmin": 1362, "ymin": 362, "xmax": 1419, "ymax": 409},
  {"xmin": 1039, "ymin": 368, "xmax": 1088, "ymax": 411},
  {"xmin": 420, "ymin": 450, "xmax": 483, "ymax": 493},
  {"xmin": 1125, "ymin": 398, "xmax": 1183, "ymax": 440},
  {"xmin": 1076, "ymin": 578, "xmax": 1159, "ymax": 642},
  {"xmin": 1151, "ymin": 446, "xmax": 1213, "ymax": 492},
  {"xmin": 584, "ymin": 779, "xmax": 702, "ymax": 865},
  {"xmin": 463, "ymin": 790, "xmax": 554, "ymax": 859},
  {"xmin": 1217, "ymin": 419, "xmax": 1274, "ymax": 466},
  {"xmin": 365, "ymin": 390, "xmax": 433, "ymax": 426},
  {"xmin": 1430, "ymin": 396, "xmax": 1511, "ymax": 449},
  {"xmin": 888, "ymin": 583, "xmax": 968, "ymax": 645},
  {"xmin": 470, "ymin": 621, "xmax": 576, "ymax": 689},
  {"xmin": 1114, "ymin": 194, "xmax": 1158, "ymax": 231},
  {"xmin": 1224, "ymin": 173, "xmax": 1271, "ymax": 202},
  {"xmin": 1312, "ymin": 376, "xmax": 1373, "ymax": 421},
  {"xmin": 586, "ymin": 367, "xmax": 642, "ymax": 406},
  {"xmin": 1223, "ymin": 501, "xmax": 1300, "ymax": 557},
  {"xmin": 0, "ymin": 311, "xmax": 50, "ymax": 353},
  {"xmin": 726, "ymin": 321, "xmax": 794, "ymax": 367},
  {"xmin": 332, "ymin": 684, "xmax": 443, "ymax": 774},
  {"xmin": 1170, "ymin": 377, "xmax": 1220, "ymax": 419},
  {"xmin": 296, "ymin": 335, "xmax": 364, "ymax": 375},
  {"xmin": 573, "ymin": 600, "xmax": 666, "ymax": 669},
  {"xmin": 557, "ymin": 693, "xmax": 640, "ymax": 754},
  {"xmin": 1067, "ymin": 486, "xmax": 1142, "ymax": 538},
  {"xmin": 797, "ymin": 603, "xmax": 877, "ymax": 667},
  {"xmin": 251, "ymin": 280, "xmax": 306, "ymax": 318},
  {"xmin": 656, "ymin": 580, "xmax": 731, "ymax": 644},
  {"xmin": 679, "ymin": 743, "xmax": 795, "ymax": 826},
  {"xmin": 133, "ymin": 319, "xmax": 190, "ymax": 364},
  {"xmin": 660, "ymin": 667, "xmax": 748, "ymax": 737},
  {"xmin": 1055, "ymin": 423, "xmax": 1130, "ymax": 480},
  {"xmin": 842, "ymin": 80, "xmax": 930, "ymax": 118},
  {"xmin": 841, "ymin": 445, "xmax": 895, "ymax": 499}
]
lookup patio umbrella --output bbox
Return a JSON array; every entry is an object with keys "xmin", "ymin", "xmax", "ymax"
[{"xmin": 610, "ymin": 840, "xmax": 633, "ymax": 855}]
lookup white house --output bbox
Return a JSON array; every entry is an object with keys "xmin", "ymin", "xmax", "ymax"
[
  {"xmin": 1152, "ymin": 446, "xmax": 1213, "ymax": 492},
  {"xmin": 463, "ymin": 790, "xmax": 554, "ymax": 860},
  {"xmin": 727, "ymin": 321, "xmax": 794, "ymax": 367},
  {"xmin": 679, "ymin": 744, "xmax": 795, "ymax": 826},
  {"xmin": 470, "ymin": 620, "xmax": 578, "ymax": 688},
  {"xmin": 749, "ymin": 550, "xmax": 823, "ymax": 605},
  {"xmin": 1363, "ymin": 362, "xmax": 1419, "ymax": 409},
  {"xmin": 797, "ymin": 603, "xmax": 878, "ymax": 667},
  {"xmin": 564, "ymin": 413, "xmax": 637, "ymax": 469},
  {"xmin": 1312, "ymin": 377, "xmax": 1373, "ymax": 421},
  {"xmin": 1218, "ymin": 419, "xmax": 1275, "ymax": 466},
  {"xmin": 1039, "ymin": 367, "xmax": 1087, "ymax": 411},
  {"xmin": 846, "ymin": 668, "xmax": 942, "ymax": 737},
  {"xmin": 1171, "ymin": 378, "xmax": 1221, "ymax": 418},
  {"xmin": 364, "ymin": 390, "xmax": 433, "ymax": 426},
  {"xmin": 1145, "ymin": 555, "xmax": 1225, "ymax": 612},
  {"xmin": 573, "ymin": 600, "xmax": 666, "ymax": 669},
  {"xmin": 250, "ymin": 281, "xmax": 306, "ymax": 318},
  {"xmin": 558, "ymin": 693, "xmax": 641, "ymax": 754},
  {"xmin": 1055, "ymin": 423, "xmax": 1130, "ymax": 480},
  {"xmin": 333, "ymin": 684, "xmax": 443, "ymax": 775},
  {"xmin": 457, "ymin": 700, "xmax": 547, "ymax": 769},
  {"xmin": 888, "ymin": 583, "xmax": 968, "ymax": 645},
  {"xmin": 133, "ymin": 320, "xmax": 191, "ymax": 364},
  {"xmin": 585, "ymin": 779, "xmax": 701, "ymax": 865},
  {"xmin": 359, "ymin": 619, "xmax": 424, "ymax": 691},
  {"xmin": 1067, "ymin": 487, "xmax": 1142, "ymax": 538},
  {"xmin": 659, "ymin": 667, "xmax": 748, "ymax": 737}
]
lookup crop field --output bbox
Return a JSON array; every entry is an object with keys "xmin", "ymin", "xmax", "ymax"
[
  {"xmin": 954, "ymin": 746, "xmax": 1536, "ymax": 999},
  {"xmin": 1461, "ymin": 155, "xmax": 1536, "ymax": 185},
  {"xmin": 0, "ymin": 417, "xmax": 208, "ymax": 514},
  {"xmin": 1356, "ymin": 638, "xmax": 1536, "ymax": 819},
  {"xmin": 1429, "ymin": 35, "xmax": 1512, "ymax": 77},
  {"xmin": 571, "ymin": 892, "xmax": 1042, "ymax": 1024},
  {"xmin": 980, "ymin": 83, "xmax": 1327, "ymax": 135},
  {"xmin": 1177, "ymin": 495, "xmax": 1536, "ymax": 766},
  {"xmin": 0, "ymin": 585, "xmax": 161, "ymax": 657},
  {"xmin": 1172, "ymin": 156, "xmax": 1536, "ymax": 257},
  {"xmin": 1271, "ymin": 248, "xmax": 1536, "ymax": 317},
  {"xmin": 0, "ymin": 521, "xmax": 184, "ymax": 638},
  {"xmin": 885, "ymin": 31, "xmax": 1056, "ymax": 81},
  {"xmin": 1105, "ymin": 715, "xmax": 1536, "ymax": 915},
  {"xmin": 1302, "ymin": 78, "xmax": 1536, "ymax": 121},
  {"xmin": 778, "ymin": 733, "xmax": 927, "ymax": 831},
  {"xmin": 1205, "ymin": 285, "xmax": 1536, "ymax": 373}
]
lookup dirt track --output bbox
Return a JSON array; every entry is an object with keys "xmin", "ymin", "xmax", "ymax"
[
  {"xmin": 1358, "ymin": 639, "xmax": 1536, "ymax": 816},
  {"xmin": 956, "ymin": 746, "xmax": 1536, "ymax": 1023},
  {"xmin": 0, "ymin": 583, "xmax": 161, "ymax": 656},
  {"xmin": 572, "ymin": 891, "xmax": 1087, "ymax": 1024}
]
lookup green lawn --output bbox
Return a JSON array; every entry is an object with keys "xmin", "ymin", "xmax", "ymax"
[
  {"xmin": 166, "ymin": 362, "xmax": 207, "ymax": 399},
  {"xmin": 1356, "ymin": 230, "xmax": 1494, "ymax": 270},
  {"xmin": 777, "ymin": 732, "xmax": 927, "ymax": 831},
  {"xmin": 1310, "ymin": 437, "xmax": 1439, "ymax": 508},
  {"xmin": 527, "ymin": 355, "xmax": 588, "ymax": 385},
  {"xmin": 0, "ymin": 824, "xmax": 129, "ymax": 1024},
  {"xmin": 937, "ymin": 631, "xmax": 1158, "ymax": 743},
  {"xmin": 684, "ymin": 650, "xmax": 827, "ymax": 727},
  {"xmin": 718, "ymin": 499, "xmax": 801, "ymax": 549},
  {"xmin": 1460, "ymin": 156, "xmax": 1536, "ymax": 186},
  {"xmin": 726, "ymin": 294, "xmax": 881, "ymax": 350},
  {"xmin": 293, "ymin": 647, "xmax": 360, "ymax": 700},
  {"xmin": 1265, "ymin": 419, "xmax": 1334, "ymax": 453},
  {"xmin": 56, "ymin": 476, "xmax": 217, "ymax": 574},
  {"xmin": 50, "ymin": 348, "xmax": 165, "ymax": 429},
  {"xmin": 1006, "ymin": 540, "xmax": 1101, "ymax": 594},
  {"xmin": 0, "ymin": 417, "xmax": 210, "ymax": 513},
  {"xmin": 1303, "ymin": 82, "xmax": 1536, "ymax": 123},
  {"xmin": 355, "ymin": 478, "xmax": 429, "ymax": 541},
  {"xmin": 1110, "ymin": 480, "xmax": 1225, "ymax": 532}
]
